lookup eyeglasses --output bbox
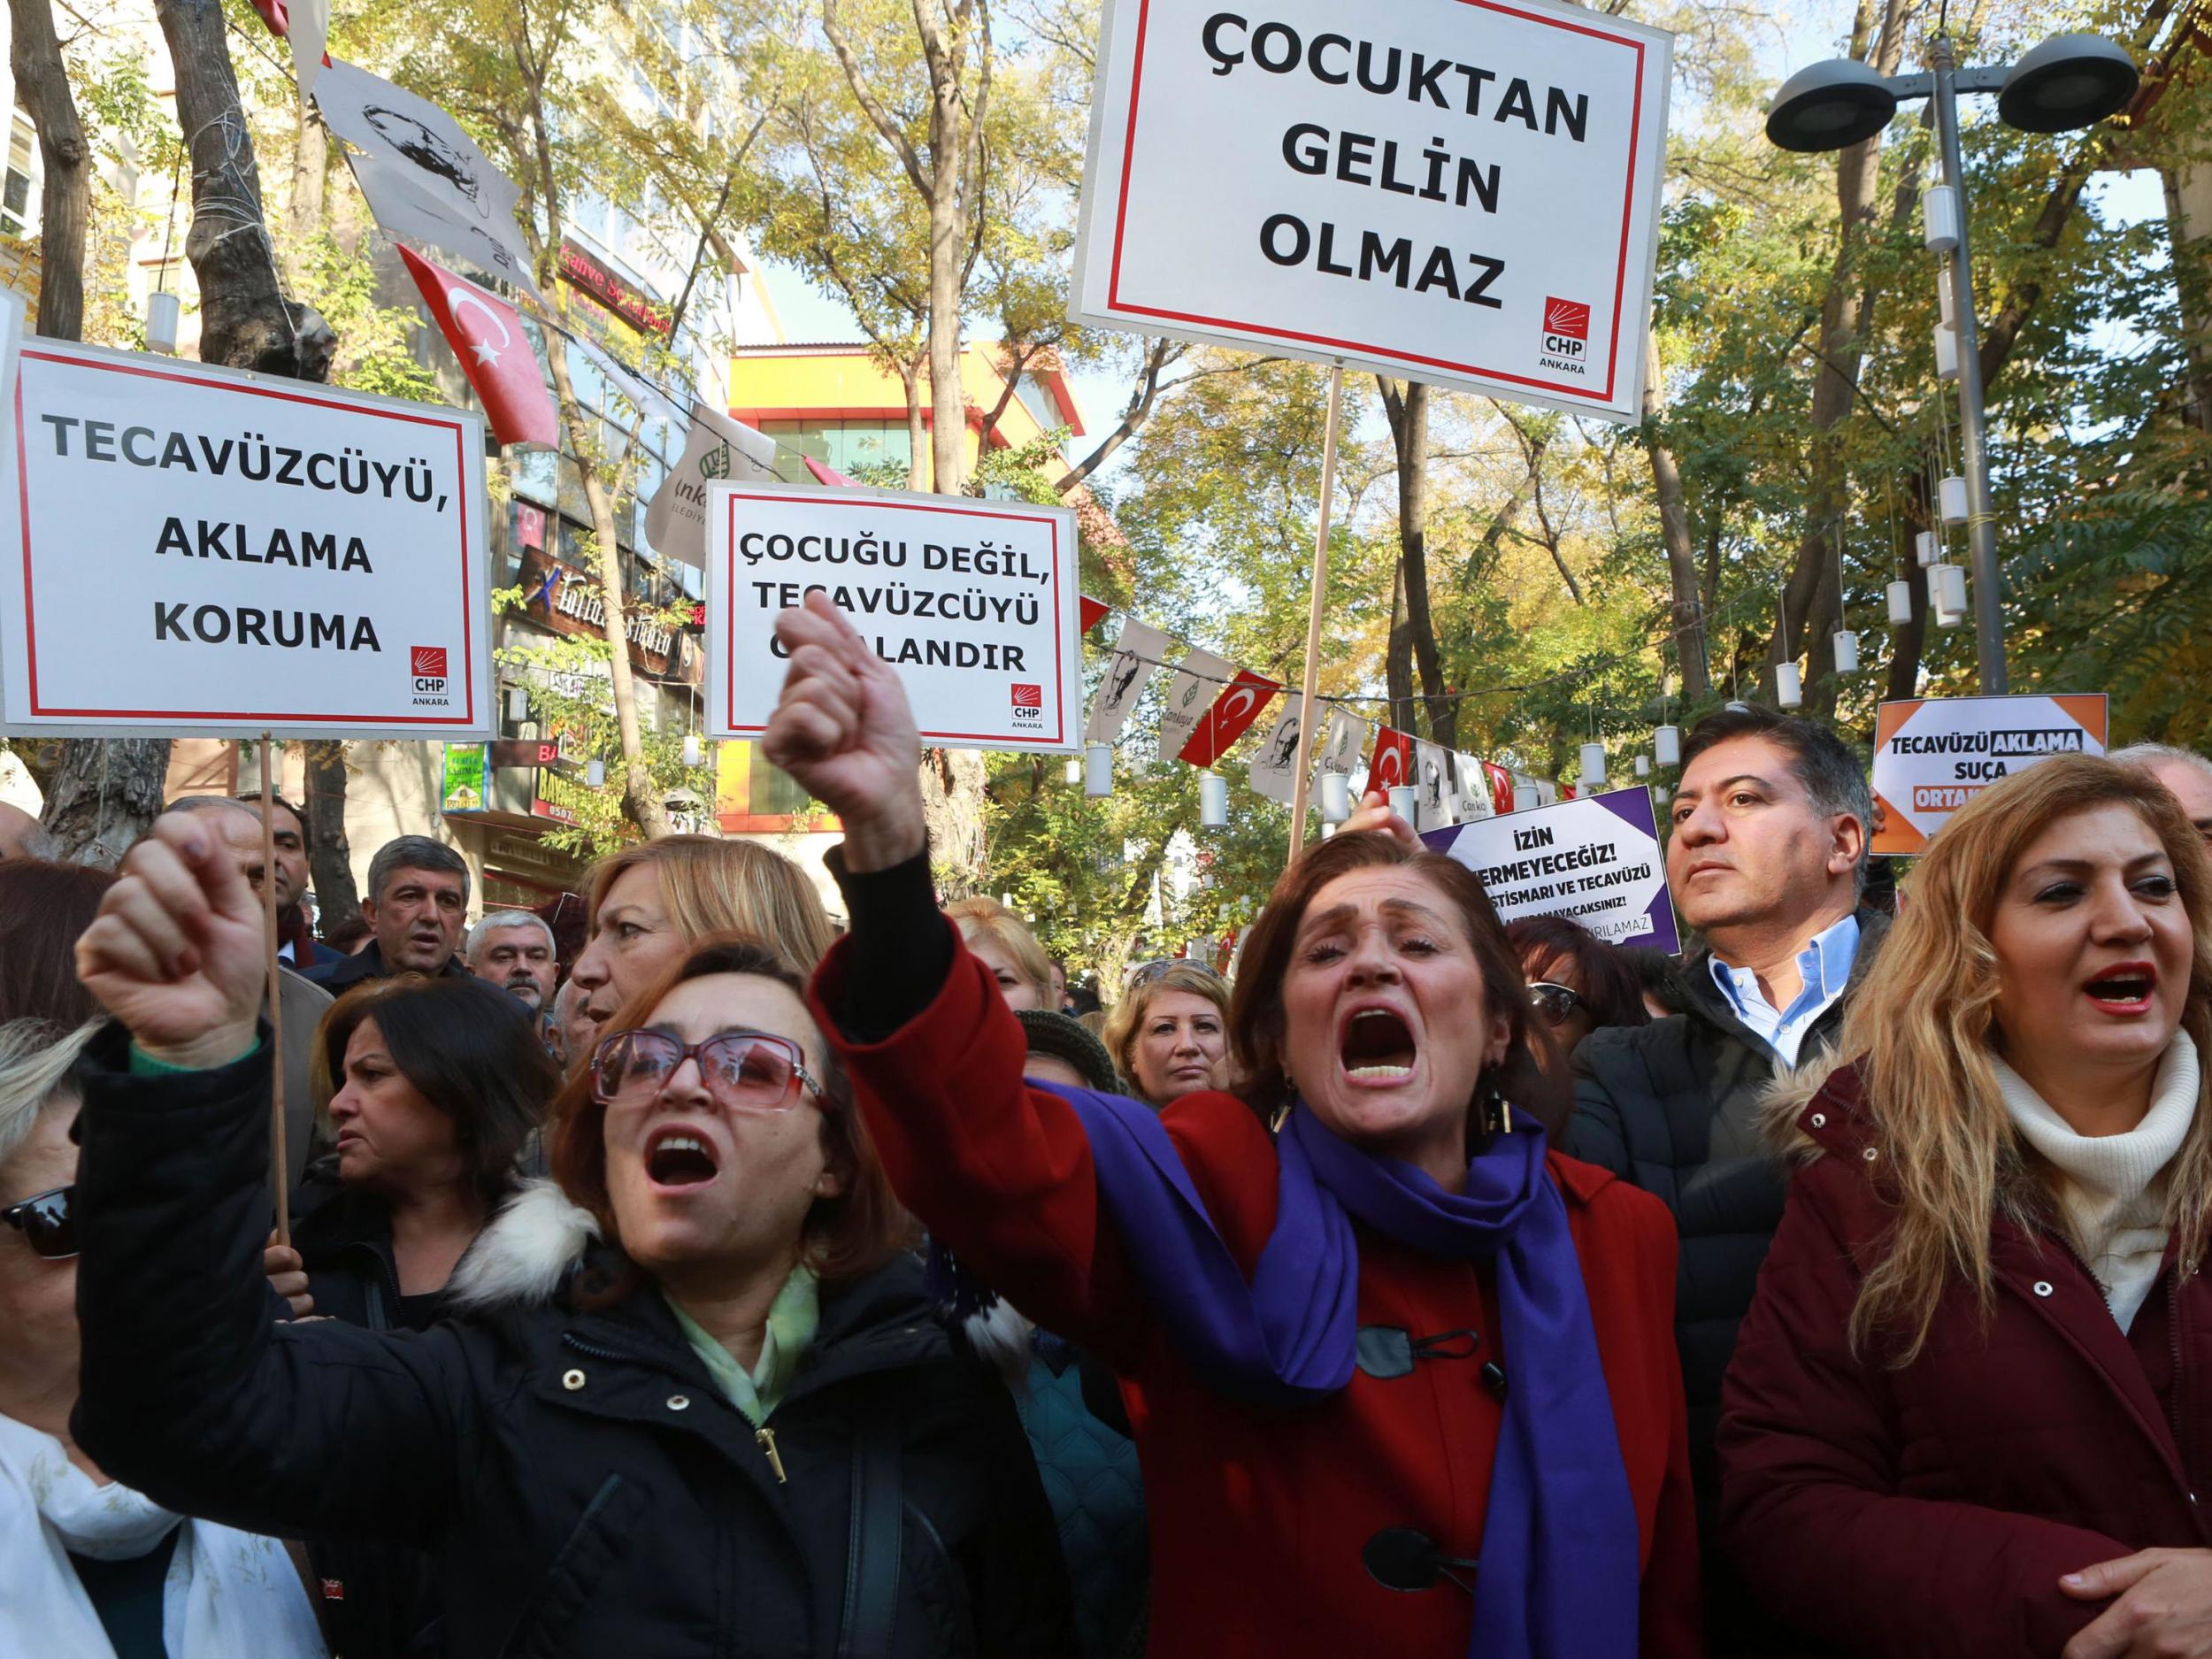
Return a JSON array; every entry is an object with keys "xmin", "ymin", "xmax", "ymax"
[
  {"xmin": 590, "ymin": 1029, "xmax": 824, "ymax": 1113},
  {"xmin": 1528, "ymin": 982, "xmax": 1585, "ymax": 1027},
  {"xmin": 1126, "ymin": 958, "xmax": 1225, "ymax": 990},
  {"xmin": 3, "ymin": 1186, "xmax": 77, "ymax": 1260}
]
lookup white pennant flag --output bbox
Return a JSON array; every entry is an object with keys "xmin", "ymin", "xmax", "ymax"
[
  {"xmin": 1156, "ymin": 648, "xmax": 1238, "ymax": 762},
  {"xmin": 1317, "ymin": 708, "xmax": 1370, "ymax": 775},
  {"xmin": 571, "ymin": 333, "xmax": 687, "ymax": 427},
  {"xmin": 1247, "ymin": 706, "xmax": 1305, "ymax": 804},
  {"xmin": 1412, "ymin": 740, "xmax": 1454, "ymax": 832},
  {"xmin": 643, "ymin": 399, "xmax": 780, "ymax": 568},
  {"xmin": 1084, "ymin": 619, "xmax": 1170, "ymax": 745},
  {"xmin": 345, "ymin": 151, "xmax": 541, "ymax": 303},
  {"xmin": 1450, "ymin": 752, "xmax": 1496, "ymax": 822},
  {"xmin": 289, "ymin": 0, "xmax": 329, "ymax": 97}
]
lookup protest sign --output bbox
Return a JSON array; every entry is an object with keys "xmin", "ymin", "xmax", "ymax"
[
  {"xmin": 0, "ymin": 340, "xmax": 491, "ymax": 739},
  {"xmin": 706, "ymin": 483, "xmax": 1079, "ymax": 752},
  {"xmin": 1870, "ymin": 693, "xmax": 2108, "ymax": 854},
  {"xmin": 1422, "ymin": 785, "xmax": 1678, "ymax": 949},
  {"xmin": 1070, "ymin": 0, "xmax": 1672, "ymax": 419}
]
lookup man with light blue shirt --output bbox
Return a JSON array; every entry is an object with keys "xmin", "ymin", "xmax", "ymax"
[{"xmin": 1564, "ymin": 704, "xmax": 1882, "ymax": 1655}]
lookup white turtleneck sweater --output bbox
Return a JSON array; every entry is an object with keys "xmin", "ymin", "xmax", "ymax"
[{"xmin": 1993, "ymin": 1032, "xmax": 2200, "ymax": 1333}]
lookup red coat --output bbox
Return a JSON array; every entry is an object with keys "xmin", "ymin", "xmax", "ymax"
[
  {"xmin": 816, "ymin": 929, "xmax": 1700, "ymax": 1659},
  {"xmin": 1718, "ymin": 1064, "xmax": 2212, "ymax": 1657}
]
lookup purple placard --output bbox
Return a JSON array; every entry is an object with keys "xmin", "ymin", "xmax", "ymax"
[{"xmin": 1419, "ymin": 785, "xmax": 1680, "ymax": 953}]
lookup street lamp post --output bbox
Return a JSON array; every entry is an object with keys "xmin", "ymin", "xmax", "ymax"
[{"xmin": 1765, "ymin": 32, "xmax": 2139, "ymax": 695}]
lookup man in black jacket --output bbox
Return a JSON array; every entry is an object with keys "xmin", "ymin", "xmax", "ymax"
[
  {"xmin": 1563, "ymin": 705, "xmax": 1878, "ymax": 1652},
  {"xmin": 307, "ymin": 834, "xmax": 472, "ymax": 992}
]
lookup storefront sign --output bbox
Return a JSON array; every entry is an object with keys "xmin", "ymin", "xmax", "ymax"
[
  {"xmin": 515, "ymin": 545, "xmax": 682, "ymax": 676},
  {"xmin": 1422, "ymin": 784, "xmax": 1678, "ymax": 949},
  {"xmin": 558, "ymin": 240, "xmax": 672, "ymax": 336}
]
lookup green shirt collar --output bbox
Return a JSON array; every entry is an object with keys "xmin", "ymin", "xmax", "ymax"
[{"xmin": 665, "ymin": 1264, "xmax": 821, "ymax": 1428}]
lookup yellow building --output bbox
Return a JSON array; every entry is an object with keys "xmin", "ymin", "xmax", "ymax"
[{"xmin": 730, "ymin": 342, "xmax": 1088, "ymax": 487}]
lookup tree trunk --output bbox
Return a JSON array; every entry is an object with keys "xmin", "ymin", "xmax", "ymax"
[
  {"xmin": 900, "ymin": 356, "xmax": 929, "ymax": 489},
  {"xmin": 1385, "ymin": 559, "xmax": 1415, "ymax": 735},
  {"xmin": 2162, "ymin": 165, "xmax": 2212, "ymax": 434},
  {"xmin": 1377, "ymin": 379, "xmax": 1453, "ymax": 748},
  {"xmin": 544, "ymin": 331, "xmax": 674, "ymax": 840},
  {"xmin": 42, "ymin": 739, "xmax": 172, "ymax": 869},
  {"xmin": 10, "ymin": 0, "xmax": 89, "ymax": 342},
  {"xmin": 288, "ymin": 99, "xmax": 326, "ymax": 269},
  {"xmin": 918, "ymin": 747, "xmax": 987, "ymax": 898},
  {"xmin": 1641, "ymin": 331, "xmax": 1710, "ymax": 700},
  {"xmin": 303, "ymin": 740, "xmax": 360, "ymax": 929},
  {"xmin": 154, "ymin": 0, "xmax": 334, "ymax": 378}
]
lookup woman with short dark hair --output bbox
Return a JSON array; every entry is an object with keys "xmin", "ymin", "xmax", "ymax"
[
  {"xmin": 1507, "ymin": 915, "xmax": 1650, "ymax": 1071},
  {"xmin": 69, "ymin": 828, "xmax": 1075, "ymax": 1658}
]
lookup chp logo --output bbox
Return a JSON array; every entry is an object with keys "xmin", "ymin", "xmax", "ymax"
[
  {"xmin": 411, "ymin": 645, "xmax": 452, "ymax": 707},
  {"xmin": 1538, "ymin": 297, "xmax": 1591, "ymax": 377},
  {"xmin": 1010, "ymin": 681, "xmax": 1043, "ymax": 725}
]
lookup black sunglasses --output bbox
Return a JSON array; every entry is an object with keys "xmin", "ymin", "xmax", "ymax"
[
  {"xmin": 3, "ymin": 1185, "xmax": 77, "ymax": 1260},
  {"xmin": 1528, "ymin": 981, "xmax": 1584, "ymax": 1026}
]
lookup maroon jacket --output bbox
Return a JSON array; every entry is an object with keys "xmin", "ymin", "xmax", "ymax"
[{"xmin": 1717, "ymin": 1064, "xmax": 2212, "ymax": 1656}]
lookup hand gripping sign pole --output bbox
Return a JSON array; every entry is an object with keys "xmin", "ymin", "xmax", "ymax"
[
  {"xmin": 258, "ymin": 733, "xmax": 291, "ymax": 1245},
  {"xmin": 1286, "ymin": 362, "xmax": 1346, "ymax": 857}
]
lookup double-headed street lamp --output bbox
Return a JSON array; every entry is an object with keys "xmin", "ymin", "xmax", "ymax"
[{"xmin": 1765, "ymin": 33, "xmax": 2139, "ymax": 694}]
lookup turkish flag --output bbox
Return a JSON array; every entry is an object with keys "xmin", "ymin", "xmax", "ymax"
[
  {"xmin": 803, "ymin": 454, "xmax": 858, "ymax": 488},
  {"xmin": 1079, "ymin": 595, "xmax": 1110, "ymax": 634},
  {"xmin": 1178, "ymin": 670, "xmax": 1281, "ymax": 767},
  {"xmin": 1483, "ymin": 760, "xmax": 1516, "ymax": 817},
  {"xmin": 1363, "ymin": 726, "xmax": 1414, "ymax": 799},
  {"xmin": 397, "ymin": 246, "xmax": 557, "ymax": 448},
  {"xmin": 250, "ymin": 0, "xmax": 288, "ymax": 35}
]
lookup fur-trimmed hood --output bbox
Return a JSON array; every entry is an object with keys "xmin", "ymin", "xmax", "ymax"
[
  {"xmin": 446, "ymin": 1179, "xmax": 601, "ymax": 1310},
  {"xmin": 1756, "ymin": 1047, "xmax": 1862, "ymax": 1164}
]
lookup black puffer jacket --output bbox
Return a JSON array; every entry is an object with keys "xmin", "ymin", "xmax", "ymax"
[
  {"xmin": 1562, "ymin": 907, "xmax": 1886, "ymax": 1655},
  {"xmin": 72, "ymin": 1027, "xmax": 1075, "ymax": 1659}
]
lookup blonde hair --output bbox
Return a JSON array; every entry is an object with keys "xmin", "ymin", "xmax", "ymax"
[
  {"xmin": 0, "ymin": 1018, "xmax": 98, "ymax": 1172},
  {"xmin": 943, "ymin": 897, "xmax": 1054, "ymax": 1008},
  {"xmin": 1103, "ymin": 964, "xmax": 1231, "ymax": 1098},
  {"xmin": 586, "ymin": 836, "xmax": 836, "ymax": 969},
  {"xmin": 1841, "ymin": 754, "xmax": 2212, "ymax": 1363}
]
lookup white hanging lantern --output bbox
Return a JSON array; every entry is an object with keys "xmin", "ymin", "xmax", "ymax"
[
  {"xmin": 1064, "ymin": 756, "xmax": 1082, "ymax": 786},
  {"xmin": 1320, "ymin": 821, "xmax": 1337, "ymax": 838},
  {"xmin": 1932, "ymin": 563, "xmax": 1969, "ymax": 627},
  {"xmin": 1923, "ymin": 184, "xmax": 1960, "ymax": 254},
  {"xmin": 1085, "ymin": 742, "xmax": 1113, "ymax": 797},
  {"xmin": 1776, "ymin": 662, "xmax": 1804, "ymax": 708},
  {"xmin": 1387, "ymin": 784, "xmax": 1419, "ymax": 825},
  {"xmin": 1653, "ymin": 785, "xmax": 1670, "ymax": 807},
  {"xmin": 1579, "ymin": 742, "xmax": 1607, "ymax": 787},
  {"xmin": 1199, "ymin": 772, "xmax": 1229, "ymax": 828},
  {"xmin": 681, "ymin": 733, "xmax": 703, "ymax": 768},
  {"xmin": 506, "ymin": 686, "xmax": 529, "ymax": 723},
  {"xmin": 1319, "ymin": 771, "xmax": 1352, "ymax": 823},
  {"xmin": 1933, "ymin": 324, "xmax": 1959, "ymax": 382},
  {"xmin": 1833, "ymin": 630, "xmax": 1861, "ymax": 672},
  {"xmin": 1886, "ymin": 580, "xmax": 1914, "ymax": 625},
  {"xmin": 1634, "ymin": 754, "xmax": 1651, "ymax": 778},
  {"xmin": 1939, "ymin": 475, "xmax": 1970, "ymax": 526},
  {"xmin": 145, "ymin": 290, "xmax": 181, "ymax": 356},
  {"xmin": 1512, "ymin": 783, "xmax": 1540, "ymax": 811},
  {"xmin": 1654, "ymin": 724, "xmax": 1681, "ymax": 767},
  {"xmin": 1916, "ymin": 529, "xmax": 1940, "ymax": 567},
  {"xmin": 586, "ymin": 757, "xmax": 606, "ymax": 788}
]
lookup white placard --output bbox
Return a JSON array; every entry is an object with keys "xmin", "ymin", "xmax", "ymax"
[
  {"xmin": 1071, "ymin": 0, "xmax": 1672, "ymax": 419},
  {"xmin": 0, "ymin": 340, "xmax": 491, "ymax": 738},
  {"xmin": 1870, "ymin": 693, "xmax": 2108, "ymax": 855},
  {"xmin": 1423, "ymin": 785, "xmax": 1678, "ymax": 949},
  {"xmin": 707, "ymin": 483, "xmax": 1079, "ymax": 753}
]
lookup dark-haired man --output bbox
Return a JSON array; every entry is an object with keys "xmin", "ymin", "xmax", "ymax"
[
  {"xmin": 237, "ymin": 793, "xmax": 342, "ymax": 970},
  {"xmin": 1564, "ymin": 705, "xmax": 1885, "ymax": 1652},
  {"xmin": 306, "ymin": 834, "xmax": 472, "ymax": 992}
]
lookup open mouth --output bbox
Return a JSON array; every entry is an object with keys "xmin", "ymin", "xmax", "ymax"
[
  {"xmin": 645, "ymin": 1126, "xmax": 720, "ymax": 1188},
  {"xmin": 2084, "ymin": 964, "xmax": 2157, "ymax": 1012},
  {"xmin": 1340, "ymin": 1006, "xmax": 1417, "ymax": 1083}
]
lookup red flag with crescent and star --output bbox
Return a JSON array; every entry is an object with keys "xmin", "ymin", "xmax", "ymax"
[
  {"xmin": 1363, "ymin": 726, "xmax": 1415, "ymax": 800},
  {"xmin": 1178, "ymin": 669, "xmax": 1281, "ymax": 768},
  {"xmin": 397, "ymin": 245, "xmax": 557, "ymax": 448}
]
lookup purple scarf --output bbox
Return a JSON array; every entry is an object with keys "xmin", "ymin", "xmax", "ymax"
[{"xmin": 1045, "ymin": 1083, "xmax": 1640, "ymax": 1658}]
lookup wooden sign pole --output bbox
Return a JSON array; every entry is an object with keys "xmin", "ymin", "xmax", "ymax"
[
  {"xmin": 1286, "ymin": 362, "xmax": 1346, "ymax": 861},
  {"xmin": 258, "ymin": 733, "xmax": 290, "ymax": 1245}
]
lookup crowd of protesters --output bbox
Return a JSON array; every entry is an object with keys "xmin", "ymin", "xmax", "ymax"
[{"xmin": 3, "ymin": 597, "xmax": 2210, "ymax": 1657}]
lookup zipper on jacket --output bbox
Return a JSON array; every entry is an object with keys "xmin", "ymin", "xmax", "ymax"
[
  {"xmin": 560, "ymin": 1332, "xmax": 638, "ymax": 1363},
  {"xmin": 755, "ymin": 1425, "xmax": 787, "ymax": 1483}
]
